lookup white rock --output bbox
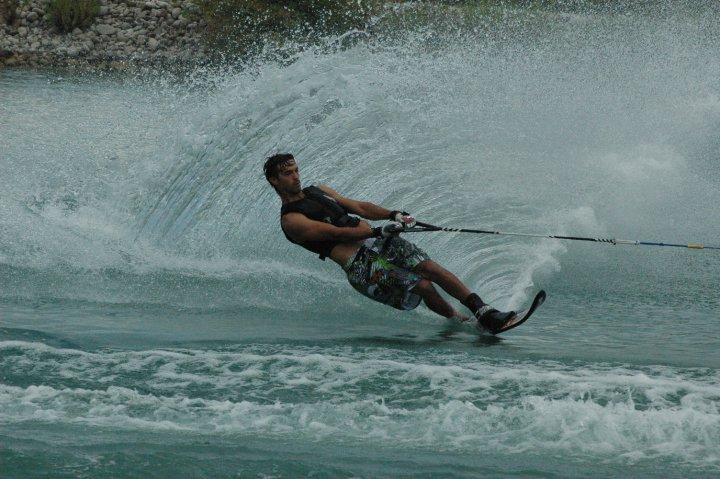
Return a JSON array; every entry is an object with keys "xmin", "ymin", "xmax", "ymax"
[
  {"xmin": 147, "ymin": 37, "xmax": 158, "ymax": 50},
  {"xmin": 17, "ymin": 26, "xmax": 27, "ymax": 35},
  {"xmin": 67, "ymin": 46, "xmax": 79, "ymax": 56}
]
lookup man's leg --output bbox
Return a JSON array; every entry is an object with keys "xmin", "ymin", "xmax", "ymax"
[
  {"xmin": 411, "ymin": 279, "xmax": 462, "ymax": 319},
  {"xmin": 413, "ymin": 259, "xmax": 515, "ymax": 329},
  {"xmin": 413, "ymin": 260, "xmax": 472, "ymax": 303}
]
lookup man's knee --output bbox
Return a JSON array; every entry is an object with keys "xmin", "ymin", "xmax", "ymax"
[
  {"xmin": 412, "ymin": 278, "xmax": 435, "ymax": 296},
  {"xmin": 414, "ymin": 260, "xmax": 444, "ymax": 280}
]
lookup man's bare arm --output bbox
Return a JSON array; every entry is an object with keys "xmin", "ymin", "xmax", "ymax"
[
  {"xmin": 282, "ymin": 212, "xmax": 374, "ymax": 243},
  {"xmin": 317, "ymin": 184, "xmax": 393, "ymax": 221}
]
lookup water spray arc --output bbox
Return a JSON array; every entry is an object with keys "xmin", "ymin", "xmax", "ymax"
[{"xmin": 402, "ymin": 222, "xmax": 720, "ymax": 251}]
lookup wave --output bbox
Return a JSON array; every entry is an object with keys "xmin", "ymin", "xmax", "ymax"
[{"xmin": 1, "ymin": 341, "xmax": 718, "ymax": 466}]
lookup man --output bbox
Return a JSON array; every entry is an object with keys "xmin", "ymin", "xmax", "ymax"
[{"xmin": 264, "ymin": 153, "xmax": 515, "ymax": 332}]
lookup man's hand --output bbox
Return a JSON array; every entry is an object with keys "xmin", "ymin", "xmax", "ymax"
[
  {"xmin": 372, "ymin": 222, "xmax": 404, "ymax": 238},
  {"xmin": 390, "ymin": 210, "xmax": 417, "ymax": 228}
]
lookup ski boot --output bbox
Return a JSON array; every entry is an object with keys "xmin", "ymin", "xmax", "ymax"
[{"xmin": 463, "ymin": 293, "xmax": 515, "ymax": 334}]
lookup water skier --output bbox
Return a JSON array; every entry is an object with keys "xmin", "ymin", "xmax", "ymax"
[{"xmin": 264, "ymin": 153, "xmax": 516, "ymax": 333}]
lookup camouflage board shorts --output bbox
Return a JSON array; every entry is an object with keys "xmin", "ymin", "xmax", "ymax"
[{"xmin": 344, "ymin": 236, "xmax": 430, "ymax": 311}]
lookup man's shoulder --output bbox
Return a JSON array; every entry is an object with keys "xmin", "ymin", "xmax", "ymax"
[
  {"xmin": 280, "ymin": 211, "xmax": 307, "ymax": 228},
  {"xmin": 315, "ymin": 184, "xmax": 342, "ymax": 200},
  {"xmin": 311, "ymin": 184, "xmax": 330, "ymax": 195}
]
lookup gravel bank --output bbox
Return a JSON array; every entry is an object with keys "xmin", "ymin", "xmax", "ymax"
[{"xmin": 0, "ymin": 0, "xmax": 208, "ymax": 70}]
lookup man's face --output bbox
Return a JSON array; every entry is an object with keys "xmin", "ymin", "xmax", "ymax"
[{"xmin": 271, "ymin": 160, "xmax": 301, "ymax": 194}]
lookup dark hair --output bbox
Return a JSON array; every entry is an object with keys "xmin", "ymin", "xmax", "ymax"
[{"xmin": 263, "ymin": 153, "xmax": 295, "ymax": 181}]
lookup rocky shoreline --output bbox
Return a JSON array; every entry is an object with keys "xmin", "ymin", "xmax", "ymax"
[{"xmin": 0, "ymin": 0, "xmax": 209, "ymax": 70}]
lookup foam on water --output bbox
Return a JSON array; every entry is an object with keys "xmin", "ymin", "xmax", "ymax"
[{"xmin": 2, "ymin": 341, "xmax": 718, "ymax": 466}]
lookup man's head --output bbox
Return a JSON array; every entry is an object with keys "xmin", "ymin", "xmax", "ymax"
[{"xmin": 264, "ymin": 153, "xmax": 301, "ymax": 195}]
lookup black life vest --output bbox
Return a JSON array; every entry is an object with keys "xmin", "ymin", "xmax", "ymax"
[{"xmin": 280, "ymin": 185, "xmax": 361, "ymax": 260}]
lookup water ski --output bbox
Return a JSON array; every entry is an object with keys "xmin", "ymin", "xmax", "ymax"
[{"xmin": 478, "ymin": 290, "xmax": 546, "ymax": 334}]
